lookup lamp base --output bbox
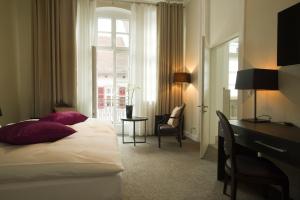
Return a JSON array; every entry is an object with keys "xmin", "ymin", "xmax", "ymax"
[{"xmin": 242, "ymin": 118, "xmax": 271, "ymax": 123}]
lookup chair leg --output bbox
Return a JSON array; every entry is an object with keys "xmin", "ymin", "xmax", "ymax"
[
  {"xmin": 231, "ymin": 178, "xmax": 237, "ymax": 200},
  {"xmin": 281, "ymin": 181, "xmax": 290, "ymax": 200},
  {"xmin": 178, "ymin": 131, "xmax": 182, "ymax": 147},
  {"xmin": 158, "ymin": 131, "xmax": 161, "ymax": 148},
  {"xmin": 262, "ymin": 185, "xmax": 269, "ymax": 199},
  {"xmin": 223, "ymin": 173, "xmax": 228, "ymax": 195}
]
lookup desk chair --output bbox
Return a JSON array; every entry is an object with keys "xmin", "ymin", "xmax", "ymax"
[{"xmin": 216, "ymin": 110, "xmax": 290, "ymax": 200}]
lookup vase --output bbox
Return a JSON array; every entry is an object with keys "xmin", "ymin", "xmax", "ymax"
[{"xmin": 126, "ymin": 105, "xmax": 133, "ymax": 118}]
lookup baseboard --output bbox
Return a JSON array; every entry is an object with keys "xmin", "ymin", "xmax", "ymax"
[{"xmin": 184, "ymin": 130, "xmax": 199, "ymax": 142}]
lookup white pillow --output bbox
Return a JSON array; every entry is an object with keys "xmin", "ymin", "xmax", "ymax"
[{"xmin": 167, "ymin": 106, "xmax": 182, "ymax": 127}]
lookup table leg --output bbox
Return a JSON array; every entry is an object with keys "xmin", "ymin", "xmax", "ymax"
[
  {"xmin": 144, "ymin": 120, "xmax": 147, "ymax": 142},
  {"xmin": 122, "ymin": 121, "xmax": 124, "ymax": 144},
  {"xmin": 133, "ymin": 121, "xmax": 136, "ymax": 146}
]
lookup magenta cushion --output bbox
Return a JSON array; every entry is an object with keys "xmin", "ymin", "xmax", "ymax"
[
  {"xmin": 40, "ymin": 111, "xmax": 88, "ymax": 125},
  {"xmin": 0, "ymin": 121, "xmax": 76, "ymax": 145}
]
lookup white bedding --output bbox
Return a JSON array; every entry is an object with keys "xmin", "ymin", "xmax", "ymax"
[{"xmin": 0, "ymin": 118, "xmax": 124, "ymax": 184}]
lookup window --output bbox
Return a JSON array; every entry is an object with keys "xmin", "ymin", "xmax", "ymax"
[{"xmin": 95, "ymin": 7, "xmax": 131, "ymax": 123}]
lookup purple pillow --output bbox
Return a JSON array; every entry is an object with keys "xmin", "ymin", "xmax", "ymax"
[
  {"xmin": 0, "ymin": 121, "xmax": 76, "ymax": 145},
  {"xmin": 40, "ymin": 111, "xmax": 88, "ymax": 125}
]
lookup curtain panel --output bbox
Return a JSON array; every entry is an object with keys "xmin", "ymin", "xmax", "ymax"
[
  {"xmin": 76, "ymin": 0, "xmax": 96, "ymax": 117},
  {"xmin": 156, "ymin": 2, "xmax": 184, "ymax": 114},
  {"xmin": 130, "ymin": 4, "xmax": 157, "ymax": 136},
  {"xmin": 32, "ymin": 0, "xmax": 77, "ymax": 117}
]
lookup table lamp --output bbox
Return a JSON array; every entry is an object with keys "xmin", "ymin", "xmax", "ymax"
[{"xmin": 235, "ymin": 68, "xmax": 278, "ymax": 123}]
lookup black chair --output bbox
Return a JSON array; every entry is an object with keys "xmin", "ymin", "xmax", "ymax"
[
  {"xmin": 216, "ymin": 110, "xmax": 290, "ymax": 200},
  {"xmin": 156, "ymin": 104, "xmax": 185, "ymax": 148}
]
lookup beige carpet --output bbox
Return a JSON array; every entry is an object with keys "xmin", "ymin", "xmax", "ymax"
[{"xmin": 119, "ymin": 136, "xmax": 282, "ymax": 200}]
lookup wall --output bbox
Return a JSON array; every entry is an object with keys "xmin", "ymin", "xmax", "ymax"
[
  {"xmin": 243, "ymin": 0, "xmax": 300, "ymax": 127},
  {"xmin": 0, "ymin": 0, "xmax": 20, "ymax": 125},
  {"xmin": 209, "ymin": 42, "xmax": 229, "ymax": 143},
  {"xmin": 0, "ymin": 0, "xmax": 33, "ymax": 125},
  {"xmin": 183, "ymin": 0, "xmax": 201, "ymax": 141},
  {"xmin": 209, "ymin": 0, "xmax": 244, "ymax": 47},
  {"xmin": 244, "ymin": 0, "xmax": 300, "ymax": 198}
]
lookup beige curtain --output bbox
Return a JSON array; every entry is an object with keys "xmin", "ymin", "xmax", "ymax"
[
  {"xmin": 156, "ymin": 2, "xmax": 184, "ymax": 114},
  {"xmin": 32, "ymin": 0, "xmax": 77, "ymax": 117}
]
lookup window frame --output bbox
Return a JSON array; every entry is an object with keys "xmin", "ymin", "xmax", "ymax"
[{"xmin": 95, "ymin": 7, "xmax": 131, "ymax": 123}]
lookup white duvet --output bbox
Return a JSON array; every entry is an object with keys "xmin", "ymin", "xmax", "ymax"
[{"xmin": 0, "ymin": 119, "xmax": 124, "ymax": 184}]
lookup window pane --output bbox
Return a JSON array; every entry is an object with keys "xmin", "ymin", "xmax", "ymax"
[
  {"xmin": 116, "ymin": 34, "xmax": 129, "ymax": 48},
  {"xmin": 98, "ymin": 18, "xmax": 111, "ymax": 32},
  {"xmin": 97, "ymin": 32, "xmax": 111, "ymax": 47},
  {"xmin": 97, "ymin": 49, "xmax": 114, "ymax": 121},
  {"xmin": 116, "ymin": 52, "xmax": 129, "ymax": 74},
  {"xmin": 97, "ymin": 49, "xmax": 113, "ymax": 74},
  {"xmin": 116, "ymin": 19, "xmax": 129, "ymax": 33}
]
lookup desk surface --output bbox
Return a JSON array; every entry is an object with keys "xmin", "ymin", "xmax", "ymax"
[{"xmin": 230, "ymin": 120, "xmax": 300, "ymax": 143}]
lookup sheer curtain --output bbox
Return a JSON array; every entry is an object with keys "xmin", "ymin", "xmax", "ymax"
[
  {"xmin": 129, "ymin": 4, "xmax": 157, "ymax": 136},
  {"xmin": 76, "ymin": 0, "xmax": 96, "ymax": 117}
]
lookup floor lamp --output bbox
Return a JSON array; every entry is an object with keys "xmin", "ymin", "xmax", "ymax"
[
  {"xmin": 235, "ymin": 68, "xmax": 278, "ymax": 123},
  {"xmin": 173, "ymin": 72, "xmax": 191, "ymax": 102},
  {"xmin": 173, "ymin": 72, "xmax": 191, "ymax": 139}
]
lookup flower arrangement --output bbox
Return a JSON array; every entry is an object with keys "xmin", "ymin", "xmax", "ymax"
[{"xmin": 127, "ymin": 84, "xmax": 140, "ymax": 105}]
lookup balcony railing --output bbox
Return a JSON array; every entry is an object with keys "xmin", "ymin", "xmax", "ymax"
[{"xmin": 97, "ymin": 98, "xmax": 126, "ymax": 123}]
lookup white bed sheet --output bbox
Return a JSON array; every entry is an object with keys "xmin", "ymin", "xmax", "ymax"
[{"xmin": 0, "ymin": 118, "xmax": 124, "ymax": 184}]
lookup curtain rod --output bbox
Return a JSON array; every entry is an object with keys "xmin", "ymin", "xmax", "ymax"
[{"xmin": 99, "ymin": 0, "xmax": 184, "ymax": 6}]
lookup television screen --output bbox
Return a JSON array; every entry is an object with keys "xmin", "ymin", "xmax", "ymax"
[{"xmin": 277, "ymin": 3, "xmax": 300, "ymax": 66}]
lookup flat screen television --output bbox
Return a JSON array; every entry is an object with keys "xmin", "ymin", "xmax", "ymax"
[{"xmin": 277, "ymin": 2, "xmax": 300, "ymax": 66}]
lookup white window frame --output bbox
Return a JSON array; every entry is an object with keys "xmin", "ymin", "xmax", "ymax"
[{"xmin": 94, "ymin": 7, "xmax": 131, "ymax": 125}]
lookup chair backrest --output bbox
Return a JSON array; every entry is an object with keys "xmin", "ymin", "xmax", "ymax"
[
  {"xmin": 178, "ymin": 103, "xmax": 185, "ymax": 118},
  {"xmin": 216, "ymin": 110, "xmax": 237, "ymax": 172}
]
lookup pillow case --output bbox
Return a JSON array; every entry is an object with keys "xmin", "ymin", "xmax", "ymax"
[
  {"xmin": 40, "ymin": 111, "xmax": 88, "ymax": 125},
  {"xmin": 167, "ymin": 106, "xmax": 183, "ymax": 127},
  {"xmin": 0, "ymin": 121, "xmax": 76, "ymax": 145}
]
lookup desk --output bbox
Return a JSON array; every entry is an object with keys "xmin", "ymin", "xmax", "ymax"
[
  {"xmin": 121, "ymin": 117, "xmax": 148, "ymax": 146},
  {"xmin": 218, "ymin": 120, "xmax": 300, "ymax": 180}
]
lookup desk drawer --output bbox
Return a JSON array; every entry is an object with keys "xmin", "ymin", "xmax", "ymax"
[{"xmin": 232, "ymin": 126, "xmax": 300, "ymax": 167}]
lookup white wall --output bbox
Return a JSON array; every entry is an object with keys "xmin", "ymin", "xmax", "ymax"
[
  {"xmin": 0, "ymin": 0, "xmax": 33, "ymax": 125},
  {"xmin": 209, "ymin": 42, "xmax": 229, "ymax": 143},
  {"xmin": 183, "ymin": 0, "xmax": 202, "ymax": 141},
  {"xmin": 0, "ymin": 0, "xmax": 20, "ymax": 125},
  {"xmin": 209, "ymin": 0, "xmax": 244, "ymax": 47},
  {"xmin": 243, "ymin": 0, "xmax": 300, "ymax": 128}
]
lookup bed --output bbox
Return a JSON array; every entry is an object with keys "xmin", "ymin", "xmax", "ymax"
[{"xmin": 0, "ymin": 118, "xmax": 124, "ymax": 200}]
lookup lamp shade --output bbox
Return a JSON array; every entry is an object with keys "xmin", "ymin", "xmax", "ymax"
[
  {"xmin": 235, "ymin": 68, "xmax": 278, "ymax": 90},
  {"xmin": 173, "ymin": 72, "xmax": 191, "ymax": 83}
]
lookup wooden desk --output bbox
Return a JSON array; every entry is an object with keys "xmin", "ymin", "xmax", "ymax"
[{"xmin": 218, "ymin": 120, "xmax": 300, "ymax": 180}]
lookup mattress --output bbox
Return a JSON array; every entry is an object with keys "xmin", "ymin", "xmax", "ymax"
[
  {"xmin": 0, "ymin": 118, "xmax": 124, "ymax": 184},
  {"xmin": 0, "ymin": 174, "xmax": 122, "ymax": 200}
]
